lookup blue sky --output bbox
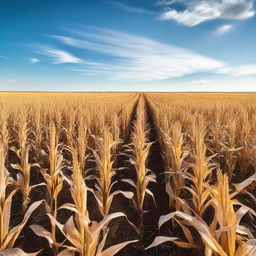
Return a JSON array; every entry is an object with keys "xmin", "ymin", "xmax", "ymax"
[{"xmin": 1, "ymin": 0, "xmax": 256, "ymax": 91}]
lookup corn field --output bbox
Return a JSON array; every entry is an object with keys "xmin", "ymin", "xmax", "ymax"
[{"xmin": 1, "ymin": 92, "xmax": 256, "ymax": 256}]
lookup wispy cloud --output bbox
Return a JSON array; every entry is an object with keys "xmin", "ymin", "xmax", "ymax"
[
  {"xmin": 192, "ymin": 79, "xmax": 213, "ymax": 84},
  {"xmin": 0, "ymin": 55, "xmax": 10, "ymax": 60},
  {"xmin": 29, "ymin": 57, "xmax": 40, "ymax": 64},
  {"xmin": 41, "ymin": 48, "xmax": 82, "ymax": 64},
  {"xmin": 215, "ymin": 24, "xmax": 233, "ymax": 34},
  {"xmin": 156, "ymin": 0, "xmax": 181, "ymax": 6},
  {"xmin": 52, "ymin": 27, "xmax": 224, "ymax": 81},
  {"xmin": 217, "ymin": 65, "xmax": 256, "ymax": 76},
  {"xmin": 159, "ymin": 0, "xmax": 255, "ymax": 26},
  {"xmin": 112, "ymin": 2, "xmax": 154, "ymax": 14},
  {"xmin": 8, "ymin": 79, "xmax": 16, "ymax": 82}
]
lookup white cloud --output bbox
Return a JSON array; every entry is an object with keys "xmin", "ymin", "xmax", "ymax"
[
  {"xmin": 192, "ymin": 79, "xmax": 213, "ymax": 84},
  {"xmin": 159, "ymin": 0, "xmax": 255, "ymax": 26},
  {"xmin": 48, "ymin": 49, "xmax": 81, "ymax": 64},
  {"xmin": 217, "ymin": 64, "xmax": 256, "ymax": 76},
  {"xmin": 29, "ymin": 57, "xmax": 40, "ymax": 64},
  {"xmin": 8, "ymin": 79, "xmax": 16, "ymax": 82},
  {"xmin": 52, "ymin": 27, "xmax": 223, "ymax": 81},
  {"xmin": 215, "ymin": 24, "xmax": 233, "ymax": 34},
  {"xmin": 112, "ymin": 2, "xmax": 153, "ymax": 14},
  {"xmin": 38, "ymin": 47, "xmax": 83, "ymax": 64},
  {"xmin": 42, "ymin": 48, "xmax": 82, "ymax": 64}
]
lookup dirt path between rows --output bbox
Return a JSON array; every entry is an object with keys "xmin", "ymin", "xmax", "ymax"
[{"xmin": 144, "ymin": 94, "xmax": 194, "ymax": 256}]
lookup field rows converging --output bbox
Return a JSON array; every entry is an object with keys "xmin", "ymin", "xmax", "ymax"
[{"xmin": 1, "ymin": 92, "xmax": 256, "ymax": 256}]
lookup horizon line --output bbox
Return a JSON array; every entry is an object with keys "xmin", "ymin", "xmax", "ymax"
[{"xmin": 0, "ymin": 91, "xmax": 256, "ymax": 94}]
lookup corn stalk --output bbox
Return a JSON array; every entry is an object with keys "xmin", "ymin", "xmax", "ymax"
[
  {"xmin": 162, "ymin": 121, "xmax": 189, "ymax": 210},
  {"xmin": 40, "ymin": 121, "xmax": 64, "ymax": 255},
  {"xmin": 0, "ymin": 142, "xmax": 42, "ymax": 255},
  {"xmin": 10, "ymin": 112, "xmax": 41, "ymax": 212},
  {"xmin": 91, "ymin": 126, "xmax": 132, "ymax": 217},
  {"xmin": 189, "ymin": 117, "xmax": 217, "ymax": 216}
]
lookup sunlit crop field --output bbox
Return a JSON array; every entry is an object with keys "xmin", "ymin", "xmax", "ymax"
[{"xmin": 1, "ymin": 92, "xmax": 256, "ymax": 256}]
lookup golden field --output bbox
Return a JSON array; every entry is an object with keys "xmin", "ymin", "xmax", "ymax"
[{"xmin": 0, "ymin": 92, "xmax": 256, "ymax": 256}]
